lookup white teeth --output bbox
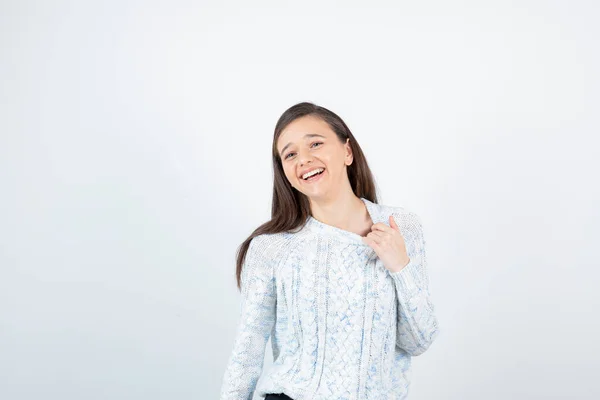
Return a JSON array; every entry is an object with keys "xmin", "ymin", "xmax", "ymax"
[{"xmin": 302, "ymin": 168, "xmax": 324, "ymax": 180}]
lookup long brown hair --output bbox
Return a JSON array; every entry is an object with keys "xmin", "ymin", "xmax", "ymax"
[{"xmin": 234, "ymin": 101, "xmax": 379, "ymax": 290}]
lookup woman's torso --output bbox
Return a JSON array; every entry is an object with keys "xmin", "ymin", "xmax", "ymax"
[{"xmin": 256, "ymin": 202, "xmax": 415, "ymax": 399}]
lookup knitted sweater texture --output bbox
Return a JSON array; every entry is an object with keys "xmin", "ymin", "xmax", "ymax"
[{"xmin": 220, "ymin": 197, "xmax": 440, "ymax": 400}]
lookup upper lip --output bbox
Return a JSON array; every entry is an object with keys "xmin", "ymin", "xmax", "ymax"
[{"xmin": 299, "ymin": 167, "xmax": 325, "ymax": 179}]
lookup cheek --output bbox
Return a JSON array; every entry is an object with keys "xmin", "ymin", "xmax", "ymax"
[{"xmin": 283, "ymin": 165, "xmax": 296, "ymax": 182}]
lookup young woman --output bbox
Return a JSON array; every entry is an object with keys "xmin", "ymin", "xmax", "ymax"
[{"xmin": 219, "ymin": 102, "xmax": 440, "ymax": 400}]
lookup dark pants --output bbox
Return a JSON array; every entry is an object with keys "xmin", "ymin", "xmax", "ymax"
[{"xmin": 264, "ymin": 394, "xmax": 293, "ymax": 400}]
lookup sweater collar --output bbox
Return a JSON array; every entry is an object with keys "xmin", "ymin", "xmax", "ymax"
[{"xmin": 304, "ymin": 197, "xmax": 383, "ymax": 246}]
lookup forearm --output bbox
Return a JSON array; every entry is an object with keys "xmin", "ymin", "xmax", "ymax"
[{"xmin": 390, "ymin": 259, "xmax": 440, "ymax": 356}]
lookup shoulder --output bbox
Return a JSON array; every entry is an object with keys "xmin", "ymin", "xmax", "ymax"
[
  {"xmin": 373, "ymin": 201, "xmax": 424, "ymax": 239},
  {"xmin": 247, "ymin": 231, "xmax": 294, "ymax": 262},
  {"xmin": 372, "ymin": 201, "xmax": 421, "ymax": 224}
]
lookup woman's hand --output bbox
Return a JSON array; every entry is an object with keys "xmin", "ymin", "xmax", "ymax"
[{"xmin": 361, "ymin": 215, "xmax": 410, "ymax": 273}]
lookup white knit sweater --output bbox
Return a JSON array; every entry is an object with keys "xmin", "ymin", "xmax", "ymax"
[{"xmin": 220, "ymin": 197, "xmax": 440, "ymax": 400}]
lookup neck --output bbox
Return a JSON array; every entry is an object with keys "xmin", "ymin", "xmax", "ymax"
[{"xmin": 308, "ymin": 191, "xmax": 370, "ymax": 231}]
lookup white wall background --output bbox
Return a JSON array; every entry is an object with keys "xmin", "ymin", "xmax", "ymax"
[{"xmin": 1, "ymin": 0, "xmax": 598, "ymax": 399}]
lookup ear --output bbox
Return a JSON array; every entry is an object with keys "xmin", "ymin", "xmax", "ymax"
[{"xmin": 345, "ymin": 138, "xmax": 353, "ymax": 166}]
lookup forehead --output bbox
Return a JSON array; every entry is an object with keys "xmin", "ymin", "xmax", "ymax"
[{"xmin": 278, "ymin": 116, "xmax": 334, "ymax": 148}]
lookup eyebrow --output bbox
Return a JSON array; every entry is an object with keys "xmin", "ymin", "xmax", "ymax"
[{"xmin": 280, "ymin": 133, "xmax": 326, "ymax": 156}]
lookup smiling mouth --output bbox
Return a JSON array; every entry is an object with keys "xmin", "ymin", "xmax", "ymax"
[{"xmin": 302, "ymin": 168, "xmax": 325, "ymax": 181}]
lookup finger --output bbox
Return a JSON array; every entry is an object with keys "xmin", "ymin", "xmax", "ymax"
[
  {"xmin": 363, "ymin": 235, "xmax": 381, "ymax": 251},
  {"xmin": 361, "ymin": 235, "xmax": 374, "ymax": 247},
  {"xmin": 368, "ymin": 231, "xmax": 387, "ymax": 240},
  {"xmin": 366, "ymin": 231, "xmax": 385, "ymax": 245},
  {"xmin": 389, "ymin": 215, "xmax": 400, "ymax": 231}
]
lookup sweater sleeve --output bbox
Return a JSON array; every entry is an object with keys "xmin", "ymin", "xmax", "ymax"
[
  {"xmin": 220, "ymin": 236, "xmax": 277, "ymax": 400},
  {"xmin": 388, "ymin": 212, "xmax": 440, "ymax": 356}
]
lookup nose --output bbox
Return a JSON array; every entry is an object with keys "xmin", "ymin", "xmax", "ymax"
[{"xmin": 297, "ymin": 147, "xmax": 314, "ymax": 166}]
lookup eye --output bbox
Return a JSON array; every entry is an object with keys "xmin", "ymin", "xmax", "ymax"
[{"xmin": 284, "ymin": 142, "xmax": 323, "ymax": 160}]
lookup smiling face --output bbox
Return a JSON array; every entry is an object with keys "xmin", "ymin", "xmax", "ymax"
[{"xmin": 276, "ymin": 115, "xmax": 353, "ymax": 200}]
